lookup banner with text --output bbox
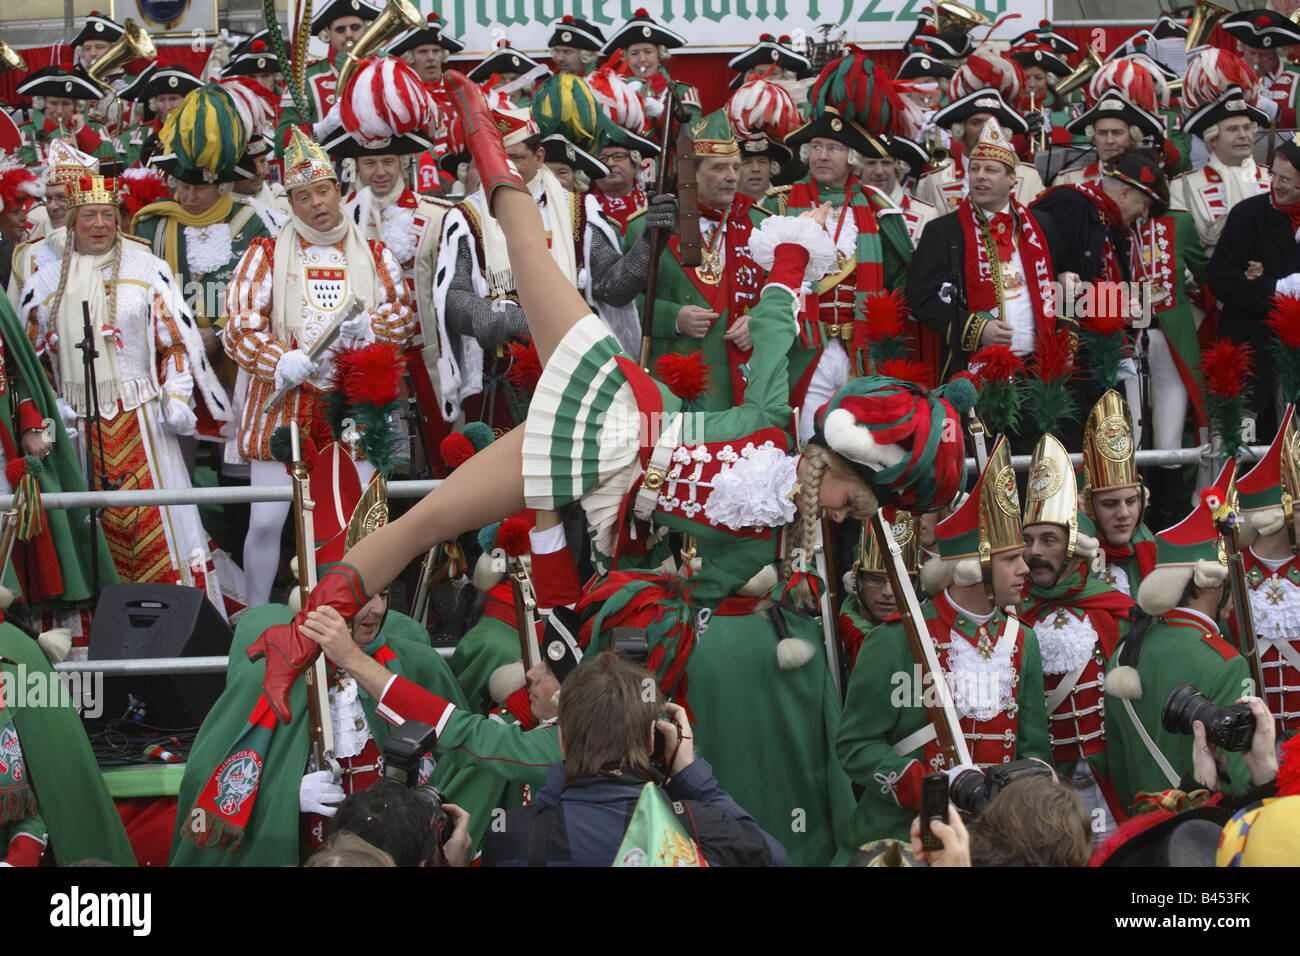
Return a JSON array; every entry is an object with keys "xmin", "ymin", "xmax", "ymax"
[{"xmin": 426, "ymin": 0, "xmax": 1052, "ymax": 56}]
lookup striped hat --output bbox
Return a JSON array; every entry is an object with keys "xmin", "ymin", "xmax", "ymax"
[
  {"xmin": 155, "ymin": 83, "xmax": 254, "ymax": 184},
  {"xmin": 968, "ymin": 116, "xmax": 1017, "ymax": 169}
]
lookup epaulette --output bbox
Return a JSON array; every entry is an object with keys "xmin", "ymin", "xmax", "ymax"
[
  {"xmin": 1203, "ymin": 630, "xmax": 1241, "ymax": 664},
  {"xmin": 623, "ymin": 205, "xmax": 648, "ymax": 225},
  {"xmin": 122, "ymin": 233, "xmax": 149, "ymax": 247},
  {"xmin": 750, "ymin": 202, "xmax": 771, "ymax": 218},
  {"xmin": 764, "ymin": 184, "xmax": 793, "ymax": 197}
]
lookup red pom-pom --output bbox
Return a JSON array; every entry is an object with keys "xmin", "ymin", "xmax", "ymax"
[
  {"xmin": 1202, "ymin": 339, "xmax": 1254, "ymax": 399},
  {"xmin": 334, "ymin": 343, "xmax": 407, "ymax": 407},
  {"xmin": 1257, "ymin": 14, "xmax": 1271, "ymax": 27},
  {"xmin": 857, "ymin": 288, "xmax": 909, "ymax": 346},
  {"xmin": 1024, "ymin": 32, "xmax": 1038, "ymax": 43},
  {"xmin": 635, "ymin": 8, "xmax": 650, "ymax": 18},
  {"xmin": 4, "ymin": 459, "xmax": 27, "ymax": 488},
  {"xmin": 970, "ymin": 344, "xmax": 1025, "ymax": 383},
  {"xmin": 563, "ymin": 14, "xmax": 574, "ymax": 22},
  {"xmin": 1279, "ymin": 732, "xmax": 1300, "ymax": 798},
  {"xmin": 1266, "ymin": 293, "xmax": 1300, "ymax": 349},
  {"xmin": 300, "ymin": 436, "xmax": 320, "ymax": 474},
  {"xmin": 779, "ymin": 34, "xmax": 791, "ymax": 43},
  {"xmin": 1039, "ymin": 18, "xmax": 1050, "ymax": 27},
  {"xmin": 921, "ymin": 24, "xmax": 938, "ymax": 35},
  {"xmin": 497, "ymin": 515, "xmax": 533, "ymax": 558},
  {"xmin": 760, "ymin": 33, "xmax": 774, "ymax": 41},
  {"xmin": 656, "ymin": 351, "xmax": 713, "ymax": 404},
  {"xmin": 504, "ymin": 338, "xmax": 542, "ymax": 392},
  {"xmin": 440, "ymin": 432, "xmax": 476, "ymax": 470},
  {"xmin": 427, "ymin": 11, "xmax": 440, "ymax": 20},
  {"xmin": 875, "ymin": 358, "xmax": 929, "ymax": 384},
  {"xmin": 250, "ymin": 39, "xmax": 266, "ymax": 52}
]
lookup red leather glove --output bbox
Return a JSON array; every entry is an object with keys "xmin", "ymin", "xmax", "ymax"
[
  {"xmin": 442, "ymin": 69, "xmax": 529, "ymax": 213},
  {"xmin": 247, "ymin": 563, "xmax": 371, "ymax": 724}
]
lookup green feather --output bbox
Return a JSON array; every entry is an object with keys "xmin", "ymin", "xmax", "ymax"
[
  {"xmin": 1269, "ymin": 336, "xmax": 1300, "ymax": 406},
  {"xmin": 976, "ymin": 379, "xmax": 1023, "ymax": 438}
]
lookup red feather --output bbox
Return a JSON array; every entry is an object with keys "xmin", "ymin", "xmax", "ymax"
[
  {"xmin": 1080, "ymin": 309, "xmax": 1128, "ymax": 338},
  {"xmin": 656, "ymin": 351, "xmax": 713, "ymax": 404},
  {"xmin": 118, "ymin": 168, "xmax": 172, "ymax": 220},
  {"xmin": 970, "ymin": 345, "xmax": 1025, "ymax": 383},
  {"xmin": 1266, "ymin": 293, "xmax": 1300, "ymax": 349},
  {"xmin": 4, "ymin": 459, "xmax": 26, "ymax": 488},
  {"xmin": 497, "ymin": 515, "xmax": 533, "ymax": 558},
  {"xmin": 334, "ymin": 342, "xmax": 407, "ymax": 407},
  {"xmin": 1201, "ymin": 339, "xmax": 1254, "ymax": 399},
  {"xmin": 858, "ymin": 288, "xmax": 909, "ymax": 343},
  {"xmin": 875, "ymin": 358, "xmax": 929, "ymax": 384},
  {"xmin": 1278, "ymin": 732, "xmax": 1300, "ymax": 798},
  {"xmin": 1027, "ymin": 322, "xmax": 1076, "ymax": 383},
  {"xmin": 439, "ymin": 432, "xmax": 475, "ymax": 470},
  {"xmin": 504, "ymin": 338, "xmax": 542, "ymax": 392}
]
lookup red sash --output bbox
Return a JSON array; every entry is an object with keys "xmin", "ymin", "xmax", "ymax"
[{"xmin": 958, "ymin": 196, "xmax": 1056, "ymax": 321}]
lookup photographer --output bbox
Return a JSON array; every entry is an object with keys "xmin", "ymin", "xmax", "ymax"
[
  {"xmin": 1189, "ymin": 696, "xmax": 1280, "ymax": 800},
  {"xmin": 331, "ymin": 781, "xmax": 474, "ymax": 867},
  {"xmin": 480, "ymin": 652, "xmax": 788, "ymax": 867}
]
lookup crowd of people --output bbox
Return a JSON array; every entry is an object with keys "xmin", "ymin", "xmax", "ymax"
[{"xmin": 0, "ymin": 3, "xmax": 1297, "ymax": 869}]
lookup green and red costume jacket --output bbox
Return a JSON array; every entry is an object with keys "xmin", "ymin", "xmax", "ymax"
[
  {"xmin": 838, "ymin": 591, "xmax": 892, "ymax": 669},
  {"xmin": 1105, "ymin": 607, "xmax": 1252, "ymax": 811},
  {"xmin": 1133, "ymin": 209, "xmax": 1210, "ymax": 429},
  {"xmin": 638, "ymin": 67, "xmax": 701, "ymax": 123},
  {"xmin": 771, "ymin": 177, "xmax": 913, "ymax": 405},
  {"xmin": 1096, "ymin": 523, "xmax": 1158, "ymax": 600},
  {"xmin": 1239, "ymin": 549, "xmax": 1300, "ymax": 737},
  {"xmin": 1019, "ymin": 567, "xmax": 1134, "ymax": 818},
  {"xmin": 170, "ymin": 605, "xmax": 467, "ymax": 867},
  {"xmin": 0, "ymin": 622, "xmax": 135, "ymax": 866},
  {"xmin": 836, "ymin": 589, "xmax": 1049, "ymax": 844},
  {"xmin": 623, "ymin": 194, "xmax": 767, "ymax": 411},
  {"xmin": 17, "ymin": 111, "xmax": 119, "ymax": 167}
]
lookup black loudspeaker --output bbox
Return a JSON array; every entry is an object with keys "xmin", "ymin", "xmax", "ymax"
[{"xmin": 88, "ymin": 583, "xmax": 234, "ymax": 728}]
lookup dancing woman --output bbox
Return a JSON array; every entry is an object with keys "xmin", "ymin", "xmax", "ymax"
[{"xmin": 251, "ymin": 73, "xmax": 975, "ymax": 724}]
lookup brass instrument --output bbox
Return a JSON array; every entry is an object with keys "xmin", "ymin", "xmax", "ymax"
[
  {"xmin": 923, "ymin": 126, "xmax": 950, "ymax": 167},
  {"xmin": 934, "ymin": 0, "xmax": 990, "ymax": 36},
  {"xmin": 1186, "ymin": 0, "xmax": 1232, "ymax": 52},
  {"xmin": 1029, "ymin": 92, "xmax": 1048, "ymax": 153},
  {"xmin": 0, "ymin": 41, "xmax": 26, "ymax": 77},
  {"xmin": 1051, "ymin": 47, "xmax": 1103, "ymax": 99},
  {"xmin": 86, "ymin": 18, "xmax": 156, "ymax": 89},
  {"xmin": 335, "ymin": 0, "xmax": 423, "ymax": 98}
]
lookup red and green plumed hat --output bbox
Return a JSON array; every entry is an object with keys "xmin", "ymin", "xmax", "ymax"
[
  {"xmin": 1233, "ymin": 403, "xmax": 1300, "ymax": 542},
  {"xmin": 809, "ymin": 374, "xmax": 976, "ymax": 515}
]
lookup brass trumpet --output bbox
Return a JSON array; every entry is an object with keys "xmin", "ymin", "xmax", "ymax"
[
  {"xmin": 86, "ymin": 18, "xmax": 156, "ymax": 90},
  {"xmin": 335, "ymin": 0, "xmax": 423, "ymax": 96},
  {"xmin": 934, "ymin": 0, "xmax": 990, "ymax": 35},
  {"xmin": 1186, "ymin": 0, "xmax": 1231, "ymax": 53},
  {"xmin": 1052, "ymin": 46, "xmax": 1103, "ymax": 99},
  {"xmin": 0, "ymin": 40, "xmax": 26, "ymax": 77}
]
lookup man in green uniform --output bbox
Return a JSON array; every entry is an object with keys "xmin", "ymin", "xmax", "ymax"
[
  {"xmin": 14, "ymin": 68, "xmax": 119, "ymax": 170},
  {"xmin": 602, "ymin": 9, "xmax": 700, "ymax": 123},
  {"xmin": 837, "ymin": 436, "xmax": 1050, "ymax": 845},
  {"xmin": 838, "ymin": 509, "xmax": 921, "ymax": 669}
]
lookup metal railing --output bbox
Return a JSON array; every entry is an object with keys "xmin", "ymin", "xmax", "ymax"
[{"xmin": 55, "ymin": 647, "xmax": 455, "ymax": 676}]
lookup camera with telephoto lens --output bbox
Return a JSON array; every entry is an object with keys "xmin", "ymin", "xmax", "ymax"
[
  {"xmin": 606, "ymin": 627, "xmax": 676, "ymax": 775},
  {"xmin": 382, "ymin": 720, "xmax": 451, "ymax": 844},
  {"xmin": 1161, "ymin": 683, "xmax": 1256, "ymax": 752},
  {"xmin": 949, "ymin": 759, "xmax": 1053, "ymax": 816}
]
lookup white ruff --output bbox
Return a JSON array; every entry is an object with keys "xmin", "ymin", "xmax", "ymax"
[
  {"xmin": 1036, "ymin": 608, "xmax": 1100, "ymax": 676},
  {"xmin": 1101, "ymin": 562, "xmax": 1131, "ymax": 597},
  {"xmin": 703, "ymin": 442, "xmax": 798, "ymax": 530},
  {"xmin": 379, "ymin": 203, "xmax": 417, "ymax": 265},
  {"xmin": 329, "ymin": 675, "xmax": 373, "ymax": 759},
  {"xmin": 945, "ymin": 626, "xmax": 1017, "ymax": 721},
  {"xmin": 1251, "ymin": 574, "xmax": 1300, "ymax": 641},
  {"xmin": 183, "ymin": 222, "xmax": 233, "ymax": 275}
]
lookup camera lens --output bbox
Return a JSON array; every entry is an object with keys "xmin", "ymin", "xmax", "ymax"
[
  {"xmin": 1161, "ymin": 682, "xmax": 1219, "ymax": 736},
  {"xmin": 948, "ymin": 770, "xmax": 987, "ymax": 815}
]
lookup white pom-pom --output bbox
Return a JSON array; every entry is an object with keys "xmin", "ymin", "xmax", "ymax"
[
  {"xmin": 489, "ymin": 661, "xmax": 526, "ymax": 704},
  {"xmin": 749, "ymin": 214, "xmax": 838, "ymax": 281},
  {"xmin": 1108, "ymin": 664, "xmax": 1143, "ymax": 701},
  {"xmin": 740, "ymin": 564, "xmax": 779, "ymax": 597},
  {"xmin": 288, "ymin": 588, "xmax": 303, "ymax": 613},
  {"xmin": 37, "ymin": 627, "xmax": 71, "ymax": 665},
  {"xmin": 0, "ymin": 585, "xmax": 13, "ymax": 611},
  {"xmin": 1137, "ymin": 566, "xmax": 1193, "ymax": 616},
  {"xmin": 824, "ymin": 407, "xmax": 908, "ymax": 471},
  {"xmin": 776, "ymin": 637, "xmax": 816, "ymax": 670},
  {"xmin": 289, "ymin": 555, "xmax": 299, "ymax": 580}
]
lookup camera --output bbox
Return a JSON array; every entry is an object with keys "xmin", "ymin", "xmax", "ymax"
[
  {"xmin": 382, "ymin": 720, "xmax": 451, "ymax": 844},
  {"xmin": 1161, "ymin": 682, "xmax": 1256, "ymax": 753},
  {"xmin": 949, "ymin": 759, "xmax": 1053, "ymax": 816}
]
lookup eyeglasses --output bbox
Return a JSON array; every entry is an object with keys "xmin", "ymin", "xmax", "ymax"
[
  {"xmin": 1273, "ymin": 169, "xmax": 1298, "ymax": 188},
  {"xmin": 807, "ymin": 142, "xmax": 848, "ymax": 156},
  {"xmin": 601, "ymin": 151, "xmax": 632, "ymax": 163}
]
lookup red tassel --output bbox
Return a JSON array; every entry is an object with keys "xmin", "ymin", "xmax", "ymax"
[
  {"xmin": 857, "ymin": 288, "xmax": 909, "ymax": 345},
  {"xmin": 4, "ymin": 459, "xmax": 26, "ymax": 489},
  {"xmin": 1027, "ymin": 318, "xmax": 1075, "ymax": 384},
  {"xmin": 1201, "ymin": 339, "xmax": 1254, "ymax": 398},
  {"xmin": 440, "ymin": 432, "xmax": 476, "ymax": 469},
  {"xmin": 970, "ymin": 345, "xmax": 1026, "ymax": 383},
  {"xmin": 497, "ymin": 515, "xmax": 533, "ymax": 558},
  {"xmin": 334, "ymin": 342, "xmax": 407, "ymax": 407},
  {"xmin": 656, "ymin": 351, "xmax": 713, "ymax": 404},
  {"xmin": 504, "ymin": 338, "xmax": 542, "ymax": 392},
  {"xmin": 1278, "ymin": 732, "xmax": 1300, "ymax": 798},
  {"xmin": 1266, "ymin": 294, "xmax": 1300, "ymax": 349}
]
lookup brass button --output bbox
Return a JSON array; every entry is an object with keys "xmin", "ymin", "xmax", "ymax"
[{"xmin": 643, "ymin": 469, "xmax": 665, "ymax": 491}]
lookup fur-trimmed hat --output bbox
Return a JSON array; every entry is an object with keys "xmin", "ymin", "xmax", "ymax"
[{"xmin": 1234, "ymin": 403, "xmax": 1299, "ymax": 539}]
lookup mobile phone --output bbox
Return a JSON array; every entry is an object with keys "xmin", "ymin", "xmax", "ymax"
[{"xmin": 920, "ymin": 773, "xmax": 949, "ymax": 852}]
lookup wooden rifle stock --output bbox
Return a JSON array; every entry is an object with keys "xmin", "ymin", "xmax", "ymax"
[
  {"xmin": 870, "ymin": 511, "xmax": 972, "ymax": 768},
  {"xmin": 1214, "ymin": 507, "xmax": 1267, "ymax": 698}
]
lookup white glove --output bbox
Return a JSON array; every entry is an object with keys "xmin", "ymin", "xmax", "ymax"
[
  {"xmin": 312, "ymin": 102, "xmax": 343, "ymax": 141},
  {"xmin": 299, "ymin": 769, "xmax": 346, "ymax": 817},
  {"xmin": 339, "ymin": 309, "xmax": 370, "ymax": 341},
  {"xmin": 1259, "ymin": 96, "xmax": 1280, "ymax": 123},
  {"xmin": 56, "ymin": 400, "xmax": 78, "ymax": 427},
  {"xmin": 159, "ymin": 394, "xmax": 197, "ymax": 436},
  {"xmin": 643, "ymin": 94, "xmax": 665, "ymax": 119},
  {"xmin": 1276, "ymin": 273, "xmax": 1300, "ymax": 297},
  {"xmin": 274, "ymin": 349, "xmax": 316, "ymax": 391}
]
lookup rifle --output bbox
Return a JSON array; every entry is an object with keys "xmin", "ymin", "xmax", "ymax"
[
  {"xmin": 508, "ymin": 555, "xmax": 542, "ymax": 670},
  {"xmin": 1209, "ymin": 497, "xmax": 1267, "ymax": 698},
  {"xmin": 816, "ymin": 515, "xmax": 847, "ymax": 701},
  {"xmin": 289, "ymin": 422, "xmax": 338, "ymax": 780},
  {"xmin": 638, "ymin": 89, "xmax": 702, "ymax": 370},
  {"xmin": 871, "ymin": 511, "xmax": 973, "ymax": 769}
]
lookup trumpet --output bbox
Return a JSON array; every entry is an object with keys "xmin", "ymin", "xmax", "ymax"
[
  {"xmin": 86, "ymin": 18, "xmax": 156, "ymax": 90},
  {"xmin": 923, "ymin": 126, "xmax": 951, "ymax": 167},
  {"xmin": 335, "ymin": 0, "xmax": 423, "ymax": 97},
  {"xmin": 1186, "ymin": 0, "xmax": 1231, "ymax": 53},
  {"xmin": 934, "ymin": 0, "xmax": 990, "ymax": 36},
  {"xmin": 1051, "ymin": 47, "xmax": 1103, "ymax": 99},
  {"xmin": 0, "ymin": 40, "xmax": 26, "ymax": 77}
]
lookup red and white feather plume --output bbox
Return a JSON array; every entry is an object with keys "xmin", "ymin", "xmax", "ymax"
[
  {"xmin": 1087, "ymin": 57, "xmax": 1169, "ymax": 111},
  {"xmin": 588, "ymin": 66, "xmax": 649, "ymax": 135},
  {"xmin": 726, "ymin": 77, "xmax": 804, "ymax": 142},
  {"xmin": 0, "ymin": 158, "xmax": 42, "ymax": 214},
  {"xmin": 949, "ymin": 50, "xmax": 1024, "ymax": 103},
  {"xmin": 1181, "ymin": 48, "xmax": 1259, "ymax": 111},
  {"xmin": 338, "ymin": 56, "xmax": 439, "ymax": 144},
  {"xmin": 118, "ymin": 167, "xmax": 172, "ymax": 219},
  {"xmin": 217, "ymin": 74, "xmax": 278, "ymax": 138}
]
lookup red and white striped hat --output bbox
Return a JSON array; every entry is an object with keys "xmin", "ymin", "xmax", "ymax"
[
  {"xmin": 949, "ymin": 50, "xmax": 1024, "ymax": 104},
  {"xmin": 1181, "ymin": 48, "xmax": 1260, "ymax": 112},
  {"xmin": 338, "ymin": 56, "xmax": 440, "ymax": 145},
  {"xmin": 726, "ymin": 77, "xmax": 804, "ymax": 143},
  {"xmin": 1087, "ymin": 57, "xmax": 1170, "ymax": 112}
]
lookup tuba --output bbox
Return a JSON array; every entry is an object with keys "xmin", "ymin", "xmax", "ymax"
[
  {"xmin": 934, "ymin": 0, "xmax": 990, "ymax": 36},
  {"xmin": 85, "ymin": 18, "xmax": 156, "ymax": 90},
  {"xmin": 1051, "ymin": 46, "xmax": 1103, "ymax": 99},
  {"xmin": 1185, "ymin": 0, "xmax": 1231, "ymax": 53},
  {"xmin": 335, "ymin": 0, "xmax": 423, "ymax": 97},
  {"xmin": 0, "ymin": 41, "xmax": 26, "ymax": 77}
]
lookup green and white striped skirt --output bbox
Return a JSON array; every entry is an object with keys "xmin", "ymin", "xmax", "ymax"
[{"xmin": 523, "ymin": 315, "xmax": 669, "ymax": 557}]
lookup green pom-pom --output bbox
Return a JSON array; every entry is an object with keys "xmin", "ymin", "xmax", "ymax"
[
  {"xmin": 269, "ymin": 426, "xmax": 294, "ymax": 464},
  {"xmin": 935, "ymin": 377, "xmax": 976, "ymax": 416},
  {"xmin": 477, "ymin": 522, "xmax": 501, "ymax": 554},
  {"xmin": 21, "ymin": 456, "xmax": 45, "ymax": 481},
  {"xmin": 462, "ymin": 421, "xmax": 495, "ymax": 453}
]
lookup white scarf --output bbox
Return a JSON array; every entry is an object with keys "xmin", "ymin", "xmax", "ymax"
[
  {"xmin": 352, "ymin": 181, "xmax": 416, "ymax": 265},
  {"xmin": 55, "ymin": 243, "xmax": 126, "ymax": 415},
  {"xmin": 1207, "ymin": 153, "xmax": 1266, "ymax": 209},
  {"xmin": 270, "ymin": 211, "xmax": 377, "ymax": 345},
  {"xmin": 480, "ymin": 166, "xmax": 578, "ymax": 294}
]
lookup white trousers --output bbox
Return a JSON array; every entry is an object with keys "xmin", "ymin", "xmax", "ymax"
[{"xmin": 798, "ymin": 343, "xmax": 851, "ymax": 443}]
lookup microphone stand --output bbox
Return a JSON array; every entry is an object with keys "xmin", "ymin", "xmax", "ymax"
[{"xmin": 74, "ymin": 302, "xmax": 120, "ymax": 600}]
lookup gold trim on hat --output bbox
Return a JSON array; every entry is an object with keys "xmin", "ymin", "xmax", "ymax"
[
  {"xmin": 1082, "ymin": 389, "xmax": 1139, "ymax": 509},
  {"xmin": 67, "ymin": 174, "xmax": 117, "ymax": 209},
  {"xmin": 1023, "ymin": 433, "xmax": 1080, "ymax": 556},
  {"xmin": 345, "ymin": 473, "xmax": 389, "ymax": 551},
  {"xmin": 283, "ymin": 127, "xmax": 337, "ymax": 192},
  {"xmin": 859, "ymin": 510, "xmax": 920, "ymax": 574},
  {"xmin": 980, "ymin": 436, "xmax": 1024, "ymax": 555}
]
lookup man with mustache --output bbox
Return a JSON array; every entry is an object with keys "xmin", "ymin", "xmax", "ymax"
[{"xmin": 1017, "ymin": 434, "xmax": 1136, "ymax": 839}]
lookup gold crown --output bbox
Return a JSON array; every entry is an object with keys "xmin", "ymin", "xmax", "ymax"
[
  {"xmin": 1082, "ymin": 389, "xmax": 1139, "ymax": 513},
  {"xmin": 282, "ymin": 126, "xmax": 337, "ymax": 193},
  {"xmin": 67, "ymin": 174, "xmax": 118, "ymax": 209},
  {"xmin": 1023, "ymin": 433, "xmax": 1080, "ymax": 556},
  {"xmin": 857, "ymin": 509, "xmax": 920, "ymax": 575},
  {"xmin": 979, "ymin": 435, "xmax": 1024, "ymax": 559},
  {"xmin": 44, "ymin": 138, "xmax": 98, "ymax": 186},
  {"xmin": 345, "ymin": 473, "xmax": 389, "ymax": 551}
]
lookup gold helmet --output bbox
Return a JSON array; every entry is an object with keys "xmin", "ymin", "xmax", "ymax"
[
  {"xmin": 1023, "ymin": 433, "xmax": 1080, "ymax": 557},
  {"xmin": 854, "ymin": 508, "xmax": 920, "ymax": 576},
  {"xmin": 345, "ymin": 473, "xmax": 389, "ymax": 551},
  {"xmin": 1081, "ymin": 389, "xmax": 1141, "ymax": 519}
]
